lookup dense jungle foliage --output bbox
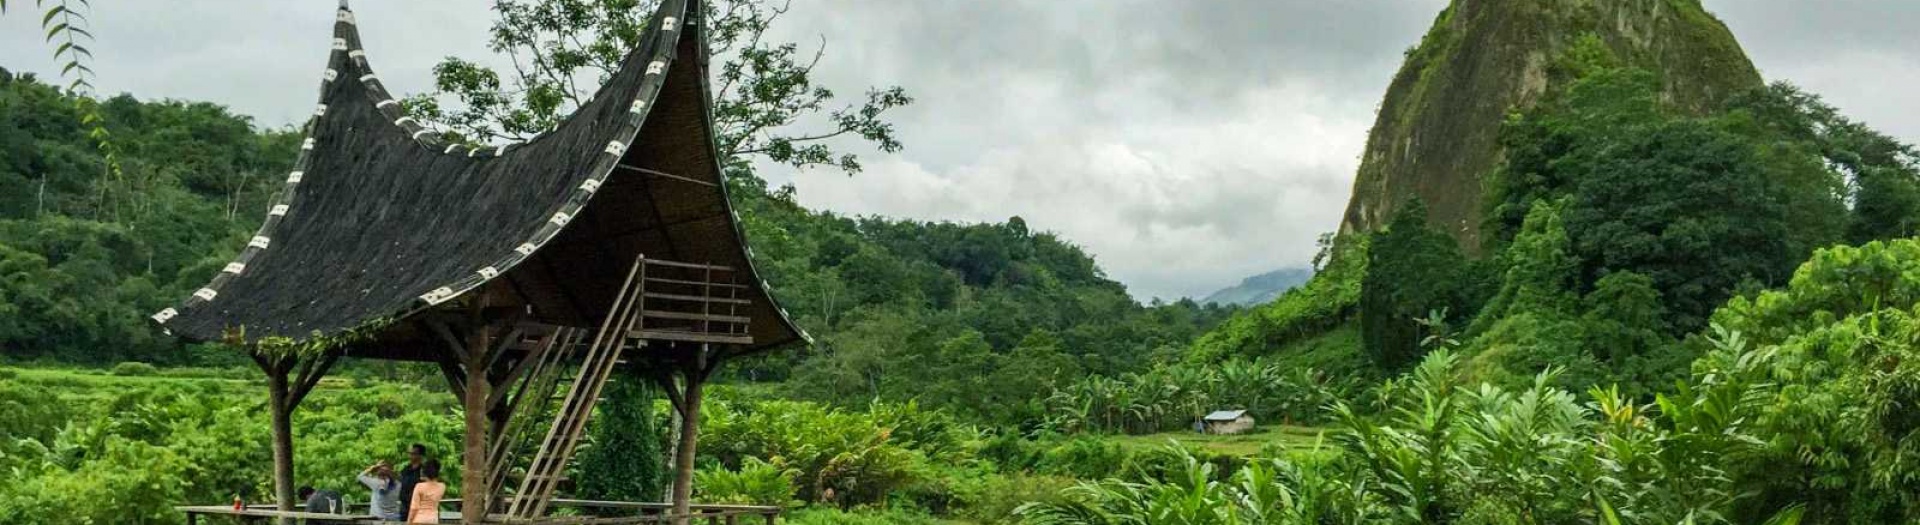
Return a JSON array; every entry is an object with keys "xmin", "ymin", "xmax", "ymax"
[{"xmin": 7, "ymin": 0, "xmax": 1920, "ymax": 523}]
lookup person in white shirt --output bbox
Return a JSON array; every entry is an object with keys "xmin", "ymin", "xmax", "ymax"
[{"xmin": 357, "ymin": 460, "xmax": 404, "ymax": 521}]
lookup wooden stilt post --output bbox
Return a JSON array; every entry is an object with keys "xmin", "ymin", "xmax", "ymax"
[
  {"xmin": 250, "ymin": 349, "xmax": 339, "ymax": 525},
  {"xmin": 462, "ymin": 353, "xmax": 493, "ymax": 523},
  {"xmin": 670, "ymin": 346, "xmax": 710, "ymax": 525},
  {"xmin": 421, "ymin": 292, "xmax": 528, "ymax": 524},
  {"xmin": 262, "ymin": 358, "xmax": 296, "ymax": 525}
]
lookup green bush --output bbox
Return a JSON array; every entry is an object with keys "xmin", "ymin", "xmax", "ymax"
[
  {"xmin": 700, "ymin": 398, "xmax": 935, "ymax": 506},
  {"xmin": 784, "ymin": 507, "xmax": 948, "ymax": 525},
  {"xmin": 695, "ymin": 457, "xmax": 800, "ymax": 508},
  {"xmin": 110, "ymin": 362, "xmax": 158, "ymax": 377},
  {"xmin": 1035, "ymin": 437, "xmax": 1129, "ymax": 479},
  {"xmin": 948, "ymin": 470, "xmax": 1076, "ymax": 523}
]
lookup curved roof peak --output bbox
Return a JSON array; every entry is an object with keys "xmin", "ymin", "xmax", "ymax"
[{"xmin": 152, "ymin": 0, "xmax": 807, "ymax": 353}]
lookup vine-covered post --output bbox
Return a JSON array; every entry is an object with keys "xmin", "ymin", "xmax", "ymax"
[
  {"xmin": 246, "ymin": 343, "xmax": 340, "ymax": 525},
  {"xmin": 655, "ymin": 345, "xmax": 715, "ymax": 525}
]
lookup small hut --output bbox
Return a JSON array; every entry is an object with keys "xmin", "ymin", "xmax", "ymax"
[
  {"xmin": 151, "ymin": 0, "xmax": 802, "ymax": 523},
  {"xmin": 1201, "ymin": 410, "xmax": 1255, "ymax": 435}
]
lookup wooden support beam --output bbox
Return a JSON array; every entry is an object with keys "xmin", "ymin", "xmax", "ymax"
[
  {"xmin": 287, "ymin": 350, "xmax": 341, "ymax": 409},
  {"xmin": 436, "ymin": 356, "xmax": 466, "ymax": 395},
  {"xmin": 627, "ymin": 331, "xmax": 753, "ymax": 346},
  {"xmin": 616, "ymin": 163, "xmax": 716, "ymax": 187}
]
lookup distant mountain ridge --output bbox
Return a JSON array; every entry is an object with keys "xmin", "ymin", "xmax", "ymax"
[{"xmin": 1200, "ymin": 267, "xmax": 1314, "ymax": 306}]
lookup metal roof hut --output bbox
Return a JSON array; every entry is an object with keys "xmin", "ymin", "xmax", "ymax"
[
  {"xmin": 1201, "ymin": 410, "xmax": 1255, "ymax": 435},
  {"xmin": 151, "ymin": 0, "xmax": 802, "ymax": 522}
]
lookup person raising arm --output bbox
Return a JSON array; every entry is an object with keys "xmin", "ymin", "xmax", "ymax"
[{"xmin": 358, "ymin": 460, "xmax": 403, "ymax": 521}]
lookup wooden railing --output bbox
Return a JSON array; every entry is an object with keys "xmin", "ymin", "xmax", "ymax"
[
  {"xmin": 626, "ymin": 258, "xmax": 753, "ymax": 346},
  {"xmin": 179, "ymin": 499, "xmax": 781, "ymax": 524}
]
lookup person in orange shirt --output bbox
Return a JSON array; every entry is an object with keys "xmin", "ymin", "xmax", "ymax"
[{"xmin": 407, "ymin": 460, "xmax": 446, "ymax": 524}]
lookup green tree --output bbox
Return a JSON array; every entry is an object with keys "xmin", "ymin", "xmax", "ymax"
[
  {"xmin": 1362, "ymin": 201, "xmax": 1480, "ymax": 370},
  {"xmin": 574, "ymin": 374, "xmax": 669, "ymax": 502},
  {"xmin": 1850, "ymin": 166, "xmax": 1920, "ymax": 242},
  {"xmin": 410, "ymin": 0, "xmax": 911, "ymax": 176}
]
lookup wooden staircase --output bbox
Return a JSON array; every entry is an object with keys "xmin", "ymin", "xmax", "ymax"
[{"xmin": 492, "ymin": 256, "xmax": 754, "ymax": 520}]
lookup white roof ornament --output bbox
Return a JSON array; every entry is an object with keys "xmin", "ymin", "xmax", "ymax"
[
  {"xmin": 514, "ymin": 243, "xmax": 537, "ymax": 256},
  {"xmin": 477, "ymin": 267, "xmax": 500, "ymax": 279},
  {"xmin": 420, "ymin": 287, "xmax": 456, "ymax": 305},
  {"xmin": 270, "ymin": 204, "xmax": 290, "ymax": 216},
  {"xmin": 580, "ymin": 179, "xmax": 603, "ymax": 193},
  {"xmin": 332, "ymin": 38, "xmax": 347, "ymax": 51},
  {"xmin": 193, "ymin": 288, "xmax": 219, "ymax": 301},
  {"xmin": 223, "ymin": 262, "xmax": 247, "ymax": 275},
  {"xmin": 646, "ymin": 61, "xmax": 665, "ymax": 75},
  {"xmin": 151, "ymin": 308, "xmax": 178, "ymax": 324},
  {"xmin": 249, "ymin": 236, "xmax": 272, "ymax": 249},
  {"xmin": 287, "ymin": 171, "xmax": 304, "ymax": 184}
]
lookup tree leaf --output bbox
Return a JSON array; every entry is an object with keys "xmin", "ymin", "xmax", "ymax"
[{"xmin": 39, "ymin": 3, "xmax": 63, "ymax": 26}]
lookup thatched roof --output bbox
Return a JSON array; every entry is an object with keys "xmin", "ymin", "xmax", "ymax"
[{"xmin": 151, "ymin": 0, "xmax": 805, "ymax": 354}]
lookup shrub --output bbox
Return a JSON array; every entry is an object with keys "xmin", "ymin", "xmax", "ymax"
[
  {"xmin": 695, "ymin": 457, "xmax": 800, "ymax": 508},
  {"xmin": 110, "ymin": 362, "xmax": 158, "ymax": 377},
  {"xmin": 948, "ymin": 470, "xmax": 1076, "ymax": 523},
  {"xmin": 784, "ymin": 507, "xmax": 948, "ymax": 525},
  {"xmin": 1035, "ymin": 437, "xmax": 1129, "ymax": 479}
]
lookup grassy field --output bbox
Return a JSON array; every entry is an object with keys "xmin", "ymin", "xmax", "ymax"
[{"xmin": 1106, "ymin": 424, "xmax": 1332, "ymax": 457}]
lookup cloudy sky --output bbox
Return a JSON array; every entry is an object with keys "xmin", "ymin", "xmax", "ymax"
[{"xmin": 3, "ymin": 1, "xmax": 1916, "ymax": 300}]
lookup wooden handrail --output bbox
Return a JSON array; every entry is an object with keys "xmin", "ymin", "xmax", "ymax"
[
  {"xmin": 645, "ymin": 276, "xmax": 750, "ymax": 289},
  {"xmin": 180, "ymin": 498, "xmax": 781, "ymax": 524},
  {"xmin": 639, "ymin": 259, "xmax": 734, "ymax": 271}
]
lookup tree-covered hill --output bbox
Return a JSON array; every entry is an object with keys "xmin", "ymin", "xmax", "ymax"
[
  {"xmin": 1193, "ymin": 3, "xmax": 1920, "ymax": 401},
  {"xmin": 728, "ymin": 174, "xmax": 1237, "ymax": 425},
  {"xmin": 0, "ymin": 67, "xmax": 1232, "ymax": 428},
  {"xmin": 0, "ymin": 68, "xmax": 298, "ymax": 364}
]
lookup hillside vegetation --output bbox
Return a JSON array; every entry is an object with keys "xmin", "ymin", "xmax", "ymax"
[{"xmin": 7, "ymin": 0, "xmax": 1920, "ymax": 523}]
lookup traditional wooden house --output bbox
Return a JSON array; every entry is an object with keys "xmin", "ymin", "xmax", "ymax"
[
  {"xmin": 1201, "ymin": 410, "xmax": 1255, "ymax": 435},
  {"xmin": 151, "ymin": 1, "xmax": 803, "ymax": 522}
]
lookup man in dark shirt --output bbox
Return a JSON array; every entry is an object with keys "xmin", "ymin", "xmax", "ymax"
[
  {"xmin": 298, "ymin": 485, "xmax": 344, "ymax": 514},
  {"xmin": 397, "ymin": 443, "xmax": 428, "ymax": 515}
]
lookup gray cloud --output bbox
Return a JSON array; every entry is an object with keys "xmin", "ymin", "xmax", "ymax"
[{"xmin": 2, "ymin": 0, "xmax": 1915, "ymax": 300}]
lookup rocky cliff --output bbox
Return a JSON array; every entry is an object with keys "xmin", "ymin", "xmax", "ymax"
[{"xmin": 1338, "ymin": 0, "xmax": 1762, "ymax": 252}]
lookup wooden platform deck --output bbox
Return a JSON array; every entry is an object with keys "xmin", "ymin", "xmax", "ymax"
[{"xmin": 180, "ymin": 499, "xmax": 780, "ymax": 524}]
